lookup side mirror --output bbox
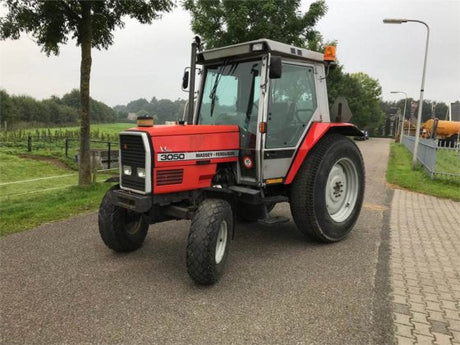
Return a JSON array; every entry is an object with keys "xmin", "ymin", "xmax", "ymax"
[
  {"xmin": 182, "ymin": 70, "xmax": 189, "ymax": 90},
  {"xmin": 269, "ymin": 56, "xmax": 282, "ymax": 79}
]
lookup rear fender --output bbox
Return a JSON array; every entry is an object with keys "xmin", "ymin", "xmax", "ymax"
[{"xmin": 284, "ymin": 122, "xmax": 363, "ymax": 184}]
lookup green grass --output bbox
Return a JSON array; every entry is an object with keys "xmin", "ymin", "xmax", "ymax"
[
  {"xmin": 27, "ymin": 122, "xmax": 135, "ymax": 136},
  {"xmin": 40, "ymin": 122, "xmax": 135, "ymax": 137},
  {"xmin": 0, "ymin": 152, "xmax": 116, "ymax": 236},
  {"xmin": 0, "ymin": 152, "xmax": 70, "ymax": 183},
  {"xmin": 0, "ymin": 123, "xmax": 134, "ymax": 169},
  {"xmin": 3, "ymin": 122, "xmax": 134, "ymax": 137},
  {"xmin": 0, "ymin": 183, "xmax": 114, "ymax": 236},
  {"xmin": 0, "ymin": 123, "xmax": 136, "ymax": 236},
  {"xmin": 435, "ymin": 149, "xmax": 460, "ymax": 176},
  {"xmin": 386, "ymin": 143, "xmax": 460, "ymax": 201}
]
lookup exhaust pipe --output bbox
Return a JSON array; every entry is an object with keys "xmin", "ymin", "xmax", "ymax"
[{"xmin": 187, "ymin": 36, "xmax": 201, "ymax": 124}]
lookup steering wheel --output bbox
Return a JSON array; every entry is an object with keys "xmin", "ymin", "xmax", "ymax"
[
  {"xmin": 214, "ymin": 113, "xmax": 232, "ymax": 125},
  {"xmin": 294, "ymin": 108, "xmax": 313, "ymax": 122}
]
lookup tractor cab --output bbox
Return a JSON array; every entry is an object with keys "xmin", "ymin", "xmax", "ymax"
[{"xmin": 189, "ymin": 39, "xmax": 331, "ymax": 186}]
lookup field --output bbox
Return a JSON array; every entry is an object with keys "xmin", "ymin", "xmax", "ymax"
[
  {"xmin": 0, "ymin": 123, "xmax": 135, "ymax": 168},
  {"xmin": 0, "ymin": 123, "xmax": 133, "ymax": 236}
]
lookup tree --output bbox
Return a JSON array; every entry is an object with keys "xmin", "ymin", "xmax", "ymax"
[
  {"xmin": 326, "ymin": 67, "xmax": 385, "ymax": 135},
  {"xmin": 156, "ymin": 98, "xmax": 176, "ymax": 122},
  {"xmin": 381, "ymin": 99, "xmax": 449, "ymax": 126},
  {"xmin": 0, "ymin": 90, "xmax": 19, "ymax": 129},
  {"xmin": 1, "ymin": 0, "xmax": 173, "ymax": 185},
  {"xmin": 126, "ymin": 98, "xmax": 150, "ymax": 114},
  {"xmin": 348, "ymin": 73, "xmax": 384, "ymax": 132},
  {"xmin": 184, "ymin": 0, "xmax": 327, "ymax": 49}
]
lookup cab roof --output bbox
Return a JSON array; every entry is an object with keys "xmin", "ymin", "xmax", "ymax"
[{"xmin": 197, "ymin": 38, "xmax": 325, "ymax": 64}]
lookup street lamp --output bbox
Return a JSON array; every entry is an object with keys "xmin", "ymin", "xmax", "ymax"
[
  {"xmin": 383, "ymin": 18, "xmax": 430, "ymax": 170},
  {"xmin": 391, "ymin": 91, "xmax": 407, "ymax": 143},
  {"xmin": 390, "ymin": 107, "xmax": 401, "ymax": 138}
]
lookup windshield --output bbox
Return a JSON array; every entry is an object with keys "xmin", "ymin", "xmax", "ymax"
[{"xmin": 198, "ymin": 60, "xmax": 261, "ymax": 131}]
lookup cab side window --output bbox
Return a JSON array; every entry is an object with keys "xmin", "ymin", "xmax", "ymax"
[{"xmin": 266, "ymin": 64, "xmax": 317, "ymax": 148}]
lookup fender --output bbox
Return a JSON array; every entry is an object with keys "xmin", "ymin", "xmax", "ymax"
[{"xmin": 284, "ymin": 122, "xmax": 363, "ymax": 184}]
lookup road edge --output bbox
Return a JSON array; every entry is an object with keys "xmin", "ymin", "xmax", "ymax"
[{"xmin": 371, "ymin": 187, "xmax": 395, "ymax": 344}]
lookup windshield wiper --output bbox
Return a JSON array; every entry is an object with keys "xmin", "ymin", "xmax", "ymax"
[
  {"xmin": 209, "ymin": 73, "xmax": 222, "ymax": 118},
  {"xmin": 209, "ymin": 60, "xmax": 236, "ymax": 117}
]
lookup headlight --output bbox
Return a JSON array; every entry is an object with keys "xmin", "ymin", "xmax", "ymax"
[
  {"xmin": 123, "ymin": 165, "xmax": 132, "ymax": 175},
  {"xmin": 137, "ymin": 168, "xmax": 146, "ymax": 178}
]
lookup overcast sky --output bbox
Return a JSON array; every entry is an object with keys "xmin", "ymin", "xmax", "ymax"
[{"xmin": 1, "ymin": 0, "xmax": 459, "ymax": 107}]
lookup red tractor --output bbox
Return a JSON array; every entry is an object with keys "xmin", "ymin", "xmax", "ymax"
[{"xmin": 98, "ymin": 38, "xmax": 365, "ymax": 285}]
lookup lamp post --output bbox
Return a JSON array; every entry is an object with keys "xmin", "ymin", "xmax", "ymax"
[
  {"xmin": 383, "ymin": 18, "xmax": 430, "ymax": 170},
  {"xmin": 391, "ymin": 91, "xmax": 407, "ymax": 143},
  {"xmin": 390, "ymin": 106, "xmax": 401, "ymax": 138}
]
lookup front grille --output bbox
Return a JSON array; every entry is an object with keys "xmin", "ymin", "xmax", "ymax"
[
  {"xmin": 156, "ymin": 169, "xmax": 183, "ymax": 186},
  {"xmin": 120, "ymin": 133, "xmax": 147, "ymax": 192}
]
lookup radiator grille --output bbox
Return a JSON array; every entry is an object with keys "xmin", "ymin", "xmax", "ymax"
[
  {"xmin": 120, "ymin": 133, "xmax": 147, "ymax": 192},
  {"xmin": 156, "ymin": 169, "xmax": 183, "ymax": 186}
]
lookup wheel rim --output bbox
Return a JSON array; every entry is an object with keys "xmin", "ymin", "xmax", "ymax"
[
  {"xmin": 325, "ymin": 157, "xmax": 359, "ymax": 222},
  {"xmin": 215, "ymin": 220, "xmax": 228, "ymax": 264},
  {"xmin": 125, "ymin": 211, "xmax": 143, "ymax": 235}
]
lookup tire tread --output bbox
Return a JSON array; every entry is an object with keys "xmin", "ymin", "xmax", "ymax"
[
  {"xmin": 186, "ymin": 199, "xmax": 232, "ymax": 285},
  {"xmin": 98, "ymin": 186, "xmax": 148, "ymax": 252},
  {"xmin": 290, "ymin": 133, "xmax": 365, "ymax": 242}
]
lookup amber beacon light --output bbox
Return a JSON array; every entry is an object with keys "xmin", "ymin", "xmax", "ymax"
[
  {"xmin": 323, "ymin": 45, "xmax": 336, "ymax": 62},
  {"xmin": 137, "ymin": 116, "xmax": 154, "ymax": 127}
]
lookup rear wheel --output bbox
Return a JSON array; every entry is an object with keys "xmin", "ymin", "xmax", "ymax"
[
  {"xmin": 290, "ymin": 134, "xmax": 365, "ymax": 242},
  {"xmin": 186, "ymin": 199, "xmax": 233, "ymax": 285},
  {"xmin": 98, "ymin": 185, "xmax": 148, "ymax": 252}
]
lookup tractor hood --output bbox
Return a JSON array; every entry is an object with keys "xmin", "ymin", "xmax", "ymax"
[
  {"xmin": 128, "ymin": 124, "xmax": 239, "ymax": 137},
  {"xmin": 126, "ymin": 124, "xmax": 240, "ymax": 166}
]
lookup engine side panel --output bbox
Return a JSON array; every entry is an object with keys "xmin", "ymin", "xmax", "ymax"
[{"xmin": 154, "ymin": 164, "xmax": 218, "ymax": 194}]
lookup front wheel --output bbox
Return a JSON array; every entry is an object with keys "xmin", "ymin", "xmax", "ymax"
[
  {"xmin": 186, "ymin": 199, "xmax": 233, "ymax": 285},
  {"xmin": 98, "ymin": 186, "xmax": 148, "ymax": 252},
  {"xmin": 290, "ymin": 134, "xmax": 365, "ymax": 242}
]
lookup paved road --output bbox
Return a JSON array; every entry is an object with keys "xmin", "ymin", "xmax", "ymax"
[{"xmin": 0, "ymin": 138, "xmax": 393, "ymax": 345}]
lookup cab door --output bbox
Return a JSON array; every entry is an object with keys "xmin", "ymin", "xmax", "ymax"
[
  {"xmin": 262, "ymin": 62, "xmax": 318, "ymax": 181},
  {"xmin": 195, "ymin": 59, "xmax": 264, "ymax": 185}
]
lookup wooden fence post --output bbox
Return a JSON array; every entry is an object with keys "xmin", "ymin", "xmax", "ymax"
[
  {"xmin": 107, "ymin": 142, "xmax": 111, "ymax": 169},
  {"xmin": 65, "ymin": 138, "xmax": 69, "ymax": 157},
  {"xmin": 91, "ymin": 151, "xmax": 97, "ymax": 183}
]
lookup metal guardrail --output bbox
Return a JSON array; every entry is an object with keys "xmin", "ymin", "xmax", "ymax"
[{"xmin": 402, "ymin": 135, "xmax": 460, "ymax": 180}]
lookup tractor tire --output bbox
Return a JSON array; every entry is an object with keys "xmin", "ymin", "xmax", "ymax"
[
  {"xmin": 186, "ymin": 199, "xmax": 233, "ymax": 285},
  {"xmin": 236, "ymin": 202, "xmax": 275, "ymax": 222},
  {"xmin": 290, "ymin": 133, "xmax": 365, "ymax": 242},
  {"xmin": 98, "ymin": 185, "xmax": 148, "ymax": 252}
]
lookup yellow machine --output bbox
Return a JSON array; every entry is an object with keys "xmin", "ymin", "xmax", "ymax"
[{"xmin": 422, "ymin": 118, "xmax": 460, "ymax": 147}]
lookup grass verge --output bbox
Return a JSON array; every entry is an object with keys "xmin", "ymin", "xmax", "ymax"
[
  {"xmin": 0, "ymin": 183, "xmax": 114, "ymax": 236},
  {"xmin": 386, "ymin": 143, "xmax": 460, "ymax": 201},
  {"xmin": 0, "ymin": 152, "xmax": 116, "ymax": 236}
]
